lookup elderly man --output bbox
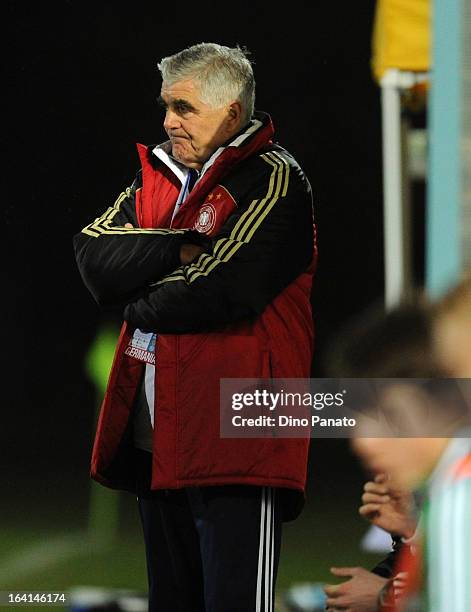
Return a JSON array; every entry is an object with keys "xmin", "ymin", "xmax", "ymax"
[{"xmin": 74, "ymin": 43, "xmax": 316, "ymax": 612}]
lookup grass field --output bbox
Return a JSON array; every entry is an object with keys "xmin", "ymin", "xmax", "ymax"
[{"xmin": 1, "ymin": 446, "xmax": 386, "ymax": 611}]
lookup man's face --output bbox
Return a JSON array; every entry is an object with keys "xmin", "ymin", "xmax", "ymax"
[
  {"xmin": 351, "ymin": 385, "xmax": 450, "ymax": 490},
  {"xmin": 434, "ymin": 315, "xmax": 471, "ymax": 377},
  {"xmin": 352, "ymin": 436, "xmax": 448, "ymax": 491},
  {"xmin": 160, "ymin": 79, "xmax": 239, "ymax": 170}
]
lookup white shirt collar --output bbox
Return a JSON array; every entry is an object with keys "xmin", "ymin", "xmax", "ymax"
[{"xmin": 152, "ymin": 142, "xmax": 189, "ymax": 185}]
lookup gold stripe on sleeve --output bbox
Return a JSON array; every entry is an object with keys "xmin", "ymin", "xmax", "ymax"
[{"xmin": 82, "ymin": 188, "xmax": 185, "ymax": 237}]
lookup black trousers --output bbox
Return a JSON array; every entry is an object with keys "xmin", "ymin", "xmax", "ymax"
[{"xmin": 135, "ymin": 449, "xmax": 283, "ymax": 612}]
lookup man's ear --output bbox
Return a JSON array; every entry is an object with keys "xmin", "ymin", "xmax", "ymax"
[{"xmin": 227, "ymin": 101, "xmax": 243, "ymax": 128}]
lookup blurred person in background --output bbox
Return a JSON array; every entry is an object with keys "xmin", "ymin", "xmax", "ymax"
[
  {"xmin": 324, "ymin": 305, "xmax": 429, "ymax": 612},
  {"xmin": 324, "ymin": 473, "xmax": 416, "ymax": 612},
  {"xmin": 325, "ymin": 279, "xmax": 471, "ymax": 610},
  {"xmin": 74, "ymin": 42, "xmax": 316, "ymax": 612},
  {"xmin": 350, "ymin": 286, "xmax": 471, "ymax": 611},
  {"xmin": 433, "ymin": 270, "xmax": 471, "ymax": 378}
]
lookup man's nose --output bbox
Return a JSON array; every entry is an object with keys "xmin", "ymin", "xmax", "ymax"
[{"xmin": 163, "ymin": 109, "xmax": 181, "ymax": 131}]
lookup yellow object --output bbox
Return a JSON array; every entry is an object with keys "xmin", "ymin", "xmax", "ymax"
[{"xmin": 372, "ymin": 0, "xmax": 431, "ymax": 82}]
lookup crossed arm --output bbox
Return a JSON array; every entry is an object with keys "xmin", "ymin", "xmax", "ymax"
[
  {"xmin": 73, "ymin": 179, "xmax": 207, "ymax": 309},
  {"xmin": 74, "ymin": 156, "xmax": 315, "ymax": 334}
]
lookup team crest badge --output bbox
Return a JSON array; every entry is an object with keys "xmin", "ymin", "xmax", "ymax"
[
  {"xmin": 193, "ymin": 185, "xmax": 237, "ymax": 235},
  {"xmin": 194, "ymin": 203, "xmax": 217, "ymax": 234}
]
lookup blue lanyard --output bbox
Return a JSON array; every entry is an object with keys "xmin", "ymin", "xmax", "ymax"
[
  {"xmin": 178, "ymin": 169, "xmax": 197, "ymax": 206},
  {"xmin": 171, "ymin": 169, "xmax": 197, "ymax": 225}
]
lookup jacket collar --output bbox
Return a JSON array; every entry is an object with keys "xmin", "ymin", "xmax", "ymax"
[{"xmin": 135, "ymin": 111, "xmax": 274, "ymax": 229}]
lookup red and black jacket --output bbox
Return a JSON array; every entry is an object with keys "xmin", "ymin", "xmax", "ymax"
[{"xmin": 74, "ymin": 112, "xmax": 317, "ymax": 515}]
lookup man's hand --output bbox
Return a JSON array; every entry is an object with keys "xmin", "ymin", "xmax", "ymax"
[
  {"xmin": 124, "ymin": 224, "xmax": 206, "ymax": 266},
  {"xmin": 359, "ymin": 474, "xmax": 416, "ymax": 538},
  {"xmin": 324, "ymin": 567, "xmax": 387, "ymax": 611},
  {"xmin": 180, "ymin": 243, "xmax": 205, "ymax": 265}
]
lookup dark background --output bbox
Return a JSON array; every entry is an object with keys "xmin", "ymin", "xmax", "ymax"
[{"xmin": 4, "ymin": 1, "xmax": 390, "ymax": 529}]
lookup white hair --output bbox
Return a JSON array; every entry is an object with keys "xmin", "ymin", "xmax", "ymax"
[{"xmin": 158, "ymin": 43, "xmax": 255, "ymax": 124}]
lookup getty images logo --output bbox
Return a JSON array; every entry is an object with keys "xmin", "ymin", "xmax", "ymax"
[{"xmin": 231, "ymin": 389, "xmax": 347, "ymax": 411}]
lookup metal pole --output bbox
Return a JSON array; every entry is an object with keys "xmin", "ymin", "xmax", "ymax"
[{"xmin": 381, "ymin": 69, "xmax": 406, "ymax": 308}]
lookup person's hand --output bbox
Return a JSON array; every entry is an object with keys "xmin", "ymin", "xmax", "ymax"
[
  {"xmin": 180, "ymin": 243, "xmax": 205, "ymax": 265},
  {"xmin": 359, "ymin": 473, "xmax": 416, "ymax": 538},
  {"xmin": 324, "ymin": 566, "xmax": 387, "ymax": 611}
]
